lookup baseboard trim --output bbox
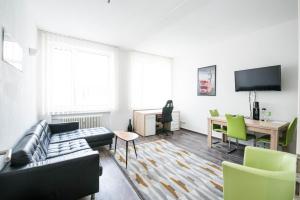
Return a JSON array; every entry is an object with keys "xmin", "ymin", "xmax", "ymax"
[
  {"xmin": 180, "ymin": 128, "xmax": 202, "ymax": 134},
  {"xmin": 180, "ymin": 128, "xmax": 221, "ymax": 140}
]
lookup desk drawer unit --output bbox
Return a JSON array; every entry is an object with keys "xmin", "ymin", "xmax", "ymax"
[
  {"xmin": 171, "ymin": 111, "xmax": 180, "ymax": 131},
  {"xmin": 145, "ymin": 114, "xmax": 156, "ymax": 136}
]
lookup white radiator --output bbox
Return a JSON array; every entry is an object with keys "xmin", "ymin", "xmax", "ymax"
[{"xmin": 51, "ymin": 114, "xmax": 103, "ymax": 129}]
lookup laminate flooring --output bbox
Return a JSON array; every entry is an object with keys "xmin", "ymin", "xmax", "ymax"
[{"xmin": 81, "ymin": 129, "xmax": 244, "ymax": 200}]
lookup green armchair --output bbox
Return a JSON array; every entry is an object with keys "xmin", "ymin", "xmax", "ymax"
[{"xmin": 222, "ymin": 146, "xmax": 296, "ymax": 200}]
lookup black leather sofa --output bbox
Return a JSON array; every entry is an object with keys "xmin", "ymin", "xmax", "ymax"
[{"xmin": 0, "ymin": 120, "xmax": 115, "ymax": 200}]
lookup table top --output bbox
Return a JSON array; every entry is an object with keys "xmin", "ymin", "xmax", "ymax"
[
  {"xmin": 208, "ymin": 116, "xmax": 289, "ymax": 131},
  {"xmin": 114, "ymin": 131, "xmax": 139, "ymax": 141},
  {"xmin": 134, "ymin": 109, "xmax": 179, "ymax": 115}
]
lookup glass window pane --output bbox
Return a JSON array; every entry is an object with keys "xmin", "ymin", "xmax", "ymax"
[
  {"xmin": 74, "ymin": 51, "xmax": 110, "ymax": 111},
  {"xmin": 48, "ymin": 47, "xmax": 73, "ymax": 112}
]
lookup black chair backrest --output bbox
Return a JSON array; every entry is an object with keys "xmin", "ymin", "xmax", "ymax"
[{"xmin": 162, "ymin": 100, "xmax": 173, "ymax": 123}]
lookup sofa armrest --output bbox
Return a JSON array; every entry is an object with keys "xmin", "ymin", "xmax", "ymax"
[
  {"xmin": 49, "ymin": 121, "xmax": 79, "ymax": 134},
  {"xmin": 222, "ymin": 161, "xmax": 295, "ymax": 200},
  {"xmin": 0, "ymin": 150, "xmax": 100, "ymax": 200}
]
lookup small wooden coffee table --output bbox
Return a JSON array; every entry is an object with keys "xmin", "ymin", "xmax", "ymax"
[{"xmin": 114, "ymin": 131, "xmax": 139, "ymax": 168}]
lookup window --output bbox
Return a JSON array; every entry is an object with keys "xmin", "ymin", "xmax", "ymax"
[
  {"xmin": 40, "ymin": 31, "xmax": 116, "ymax": 114},
  {"xmin": 129, "ymin": 52, "xmax": 172, "ymax": 109}
]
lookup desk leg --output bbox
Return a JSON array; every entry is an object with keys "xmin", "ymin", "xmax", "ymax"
[
  {"xmin": 222, "ymin": 133, "xmax": 227, "ymax": 143},
  {"xmin": 270, "ymin": 130, "xmax": 278, "ymax": 150},
  {"xmin": 207, "ymin": 119, "xmax": 212, "ymax": 148}
]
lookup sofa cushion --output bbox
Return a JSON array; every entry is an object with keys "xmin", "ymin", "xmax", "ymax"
[
  {"xmin": 11, "ymin": 134, "xmax": 47, "ymax": 166},
  {"xmin": 46, "ymin": 139, "xmax": 91, "ymax": 159},
  {"xmin": 23, "ymin": 121, "xmax": 51, "ymax": 154},
  {"xmin": 39, "ymin": 128, "xmax": 51, "ymax": 153},
  {"xmin": 24, "ymin": 122, "xmax": 44, "ymax": 137},
  {"xmin": 50, "ymin": 127, "xmax": 114, "ymax": 144},
  {"xmin": 39, "ymin": 120, "xmax": 48, "ymax": 128}
]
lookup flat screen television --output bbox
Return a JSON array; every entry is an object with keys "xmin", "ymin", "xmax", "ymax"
[{"xmin": 235, "ymin": 65, "xmax": 281, "ymax": 91}]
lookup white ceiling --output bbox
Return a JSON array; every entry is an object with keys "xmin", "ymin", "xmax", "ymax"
[{"xmin": 28, "ymin": 0, "xmax": 297, "ymax": 57}]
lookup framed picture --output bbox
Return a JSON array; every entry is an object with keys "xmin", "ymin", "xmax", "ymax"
[
  {"xmin": 2, "ymin": 28, "xmax": 23, "ymax": 71},
  {"xmin": 197, "ymin": 65, "xmax": 216, "ymax": 96}
]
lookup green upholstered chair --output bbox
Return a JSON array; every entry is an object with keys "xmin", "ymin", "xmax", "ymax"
[
  {"xmin": 209, "ymin": 109, "xmax": 227, "ymax": 133},
  {"xmin": 225, "ymin": 114, "xmax": 256, "ymax": 153},
  {"xmin": 209, "ymin": 109, "xmax": 227, "ymax": 144},
  {"xmin": 222, "ymin": 146, "xmax": 297, "ymax": 200},
  {"xmin": 256, "ymin": 118, "xmax": 297, "ymax": 151},
  {"xmin": 209, "ymin": 109, "xmax": 219, "ymax": 117}
]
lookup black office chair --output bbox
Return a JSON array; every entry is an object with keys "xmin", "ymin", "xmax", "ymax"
[{"xmin": 156, "ymin": 100, "xmax": 174, "ymax": 135}]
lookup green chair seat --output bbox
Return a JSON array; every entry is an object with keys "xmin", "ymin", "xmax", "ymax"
[
  {"xmin": 256, "ymin": 135, "xmax": 285, "ymax": 146},
  {"xmin": 213, "ymin": 127, "xmax": 227, "ymax": 133}
]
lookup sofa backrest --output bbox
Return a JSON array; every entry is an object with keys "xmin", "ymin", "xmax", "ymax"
[{"xmin": 11, "ymin": 121, "xmax": 51, "ymax": 166}]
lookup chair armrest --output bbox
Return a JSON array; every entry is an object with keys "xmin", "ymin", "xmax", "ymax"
[
  {"xmin": 222, "ymin": 161, "xmax": 295, "ymax": 200},
  {"xmin": 49, "ymin": 121, "xmax": 79, "ymax": 134},
  {"xmin": 0, "ymin": 150, "xmax": 100, "ymax": 199}
]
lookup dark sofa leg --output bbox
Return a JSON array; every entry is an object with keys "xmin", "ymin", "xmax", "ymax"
[{"xmin": 91, "ymin": 194, "xmax": 95, "ymax": 200}]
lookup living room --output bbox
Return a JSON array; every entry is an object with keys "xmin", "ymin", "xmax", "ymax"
[{"xmin": 0, "ymin": 0, "xmax": 299, "ymax": 199}]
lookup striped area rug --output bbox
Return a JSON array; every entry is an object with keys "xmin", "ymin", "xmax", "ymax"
[{"xmin": 113, "ymin": 139, "xmax": 223, "ymax": 200}]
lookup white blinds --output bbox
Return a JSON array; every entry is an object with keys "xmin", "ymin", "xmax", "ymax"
[
  {"xmin": 129, "ymin": 52, "xmax": 172, "ymax": 109},
  {"xmin": 40, "ymin": 31, "xmax": 116, "ymax": 114}
]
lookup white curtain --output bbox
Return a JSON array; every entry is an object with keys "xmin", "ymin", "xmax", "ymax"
[
  {"xmin": 39, "ymin": 31, "xmax": 117, "ymax": 115},
  {"xmin": 129, "ymin": 51, "xmax": 172, "ymax": 109}
]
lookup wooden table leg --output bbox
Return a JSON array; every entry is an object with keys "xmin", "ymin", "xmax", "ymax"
[
  {"xmin": 207, "ymin": 119, "xmax": 212, "ymax": 148},
  {"xmin": 126, "ymin": 141, "xmax": 128, "ymax": 168},
  {"xmin": 222, "ymin": 133, "xmax": 227, "ymax": 143},
  {"xmin": 221, "ymin": 125, "xmax": 227, "ymax": 143},
  {"xmin": 133, "ymin": 140, "xmax": 137, "ymax": 158},
  {"xmin": 114, "ymin": 136, "xmax": 118, "ymax": 153},
  {"xmin": 270, "ymin": 130, "xmax": 278, "ymax": 150}
]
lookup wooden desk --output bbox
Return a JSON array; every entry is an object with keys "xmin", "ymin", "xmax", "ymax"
[
  {"xmin": 133, "ymin": 109, "xmax": 180, "ymax": 136},
  {"xmin": 207, "ymin": 116, "xmax": 289, "ymax": 150}
]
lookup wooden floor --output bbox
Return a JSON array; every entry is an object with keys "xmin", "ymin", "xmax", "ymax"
[{"xmin": 82, "ymin": 129, "xmax": 244, "ymax": 200}]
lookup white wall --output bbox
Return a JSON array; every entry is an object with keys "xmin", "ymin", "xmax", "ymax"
[
  {"xmin": 297, "ymin": 0, "xmax": 300, "ymax": 155},
  {"xmin": 109, "ymin": 49, "xmax": 132, "ymax": 130},
  {"xmin": 173, "ymin": 19, "xmax": 298, "ymax": 152},
  {"xmin": 0, "ymin": 0, "xmax": 38, "ymax": 150}
]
